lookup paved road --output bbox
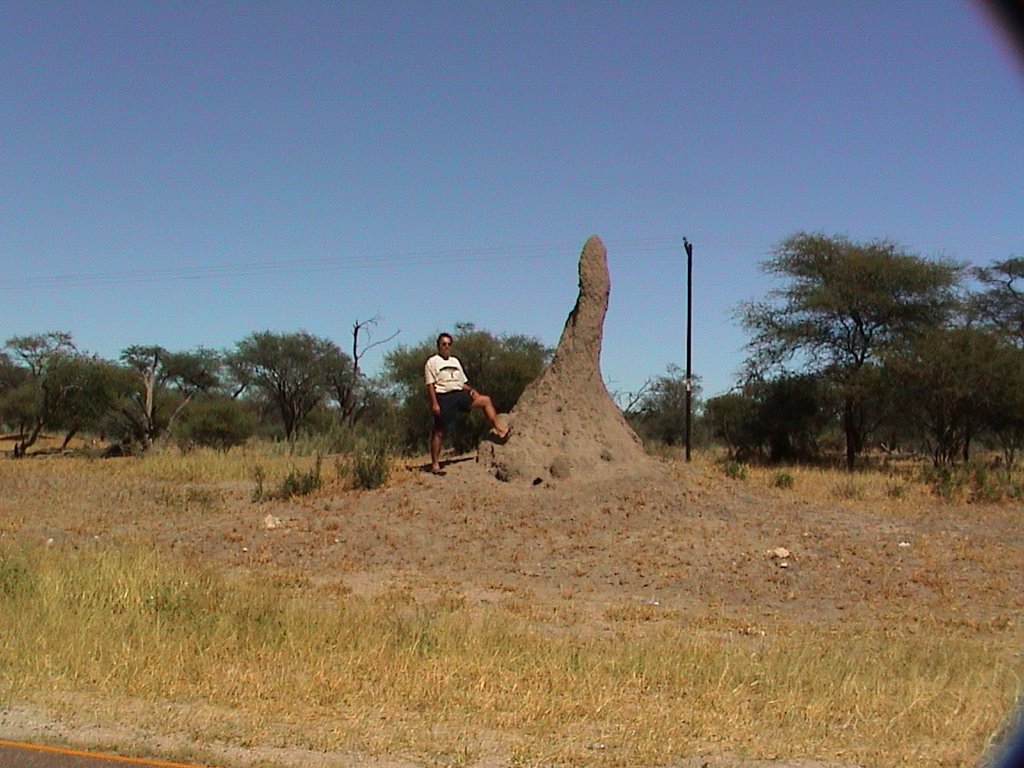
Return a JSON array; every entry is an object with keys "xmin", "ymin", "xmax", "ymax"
[{"xmin": 0, "ymin": 740, "xmax": 214, "ymax": 768}]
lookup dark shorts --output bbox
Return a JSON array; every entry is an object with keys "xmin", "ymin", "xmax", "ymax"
[{"xmin": 434, "ymin": 390, "xmax": 472, "ymax": 431}]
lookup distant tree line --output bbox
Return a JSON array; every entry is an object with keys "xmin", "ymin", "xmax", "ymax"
[
  {"xmin": 4, "ymin": 233, "xmax": 1021, "ymax": 470},
  {"xmin": 0, "ymin": 321, "xmax": 549, "ymax": 458}
]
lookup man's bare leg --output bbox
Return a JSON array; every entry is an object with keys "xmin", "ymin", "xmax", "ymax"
[
  {"xmin": 430, "ymin": 429, "xmax": 444, "ymax": 473},
  {"xmin": 470, "ymin": 393, "xmax": 509, "ymax": 438}
]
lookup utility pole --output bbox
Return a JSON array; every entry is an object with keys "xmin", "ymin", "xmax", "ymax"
[{"xmin": 684, "ymin": 237, "xmax": 694, "ymax": 462}]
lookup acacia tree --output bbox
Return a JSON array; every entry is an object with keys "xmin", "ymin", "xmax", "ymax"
[
  {"xmin": 946, "ymin": 259, "xmax": 1024, "ymax": 465},
  {"xmin": 0, "ymin": 351, "xmax": 30, "ymax": 430},
  {"xmin": 119, "ymin": 345, "xmax": 165, "ymax": 449},
  {"xmin": 3, "ymin": 332, "xmax": 78, "ymax": 455},
  {"xmin": 1, "ymin": 333, "xmax": 128, "ymax": 455},
  {"xmin": 885, "ymin": 326, "xmax": 1006, "ymax": 467},
  {"xmin": 6, "ymin": 332, "xmax": 75, "ymax": 377},
  {"xmin": 47, "ymin": 355, "xmax": 130, "ymax": 449},
  {"xmin": 972, "ymin": 256, "xmax": 1024, "ymax": 346},
  {"xmin": 739, "ymin": 233, "xmax": 961, "ymax": 469},
  {"xmin": 982, "ymin": 342, "xmax": 1024, "ymax": 468},
  {"xmin": 228, "ymin": 331, "xmax": 346, "ymax": 441},
  {"xmin": 162, "ymin": 348, "xmax": 224, "ymax": 428},
  {"xmin": 118, "ymin": 346, "xmax": 223, "ymax": 449}
]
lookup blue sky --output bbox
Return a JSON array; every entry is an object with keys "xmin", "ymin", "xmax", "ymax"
[{"xmin": 3, "ymin": 1, "xmax": 1022, "ymax": 400}]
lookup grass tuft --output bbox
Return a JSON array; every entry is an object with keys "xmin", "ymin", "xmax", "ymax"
[
  {"xmin": 771, "ymin": 471, "xmax": 794, "ymax": 489},
  {"xmin": 336, "ymin": 435, "xmax": 393, "ymax": 490},
  {"xmin": 723, "ymin": 460, "xmax": 748, "ymax": 480},
  {"xmin": 252, "ymin": 455, "xmax": 323, "ymax": 501},
  {"xmin": 832, "ymin": 477, "xmax": 863, "ymax": 500}
]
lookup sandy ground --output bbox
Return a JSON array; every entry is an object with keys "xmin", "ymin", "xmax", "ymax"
[
  {"xmin": 166, "ymin": 455, "xmax": 1024, "ymax": 631},
  {"xmin": 2, "ymin": 451, "xmax": 1022, "ymax": 767}
]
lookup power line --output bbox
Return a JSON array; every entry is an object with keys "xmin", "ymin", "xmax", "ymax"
[{"xmin": 0, "ymin": 236, "xmax": 688, "ymax": 291}]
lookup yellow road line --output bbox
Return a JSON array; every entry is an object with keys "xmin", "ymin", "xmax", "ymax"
[{"xmin": 0, "ymin": 738, "xmax": 217, "ymax": 767}]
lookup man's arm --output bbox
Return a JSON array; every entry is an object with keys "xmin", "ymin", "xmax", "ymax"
[
  {"xmin": 455, "ymin": 359, "xmax": 475, "ymax": 398},
  {"xmin": 424, "ymin": 358, "xmax": 442, "ymax": 415},
  {"xmin": 426, "ymin": 382, "xmax": 441, "ymax": 415}
]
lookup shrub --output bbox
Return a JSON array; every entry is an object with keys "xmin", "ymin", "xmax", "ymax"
[
  {"xmin": 886, "ymin": 481, "xmax": 908, "ymax": 499},
  {"xmin": 704, "ymin": 392, "xmax": 757, "ymax": 461},
  {"xmin": 252, "ymin": 456, "xmax": 323, "ymax": 501},
  {"xmin": 277, "ymin": 456, "xmax": 323, "ymax": 499},
  {"xmin": 251, "ymin": 464, "xmax": 266, "ymax": 502},
  {"xmin": 723, "ymin": 461, "xmax": 747, "ymax": 480},
  {"xmin": 772, "ymin": 471, "xmax": 794, "ymax": 489},
  {"xmin": 920, "ymin": 465, "xmax": 965, "ymax": 501},
  {"xmin": 832, "ymin": 479, "xmax": 863, "ymax": 500},
  {"xmin": 175, "ymin": 398, "xmax": 256, "ymax": 453},
  {"xmin": 338, "ymin": 435, "xmax": 392, "ymax": 490},
  {"xmin": 968, "ymin": 465, "xmax": 1004, "ymax": 503},
  {"xmin": 0, "ymin": 546, "xmax": 36, "ymax": 600}
]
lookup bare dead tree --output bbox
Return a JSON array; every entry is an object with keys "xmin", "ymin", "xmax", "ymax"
[
  {"xmin": 613, "ymin": 379, "xmax": 653, "ymax": 415},
  {"xmin": 339, "ymin": 316, "xmax": 399, "ymax": 424}
]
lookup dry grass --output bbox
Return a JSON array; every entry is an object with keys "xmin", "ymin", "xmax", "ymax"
[
  {"xmin": 696, "ymin": 448, "xmax": 1024, "ymax": 512},
  {"xmin": 742, "ymin": 461, "xmax": 935, "ymax": 511},
  {"xmin": 1, "ymin": 542, "xmax": 1018, "ymax": 768},
  {"xmin": 0, "ymin": 438, "xmax": 1022, "ymax": 767}
]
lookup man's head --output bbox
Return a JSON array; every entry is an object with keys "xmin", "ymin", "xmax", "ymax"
[{"xmin": 436, "ymin": 333, "xmax": 453, "ymax": 358}]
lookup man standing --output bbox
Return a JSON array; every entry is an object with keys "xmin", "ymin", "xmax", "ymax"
[{"xmin": 425, "ymin": 332, "xmax": 510, "ymax": 475}]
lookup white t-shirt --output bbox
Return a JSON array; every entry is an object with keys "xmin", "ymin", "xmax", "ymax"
[{"xmin": 424, "ymin": 354, "xmax": 468, "ymax": 394}]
